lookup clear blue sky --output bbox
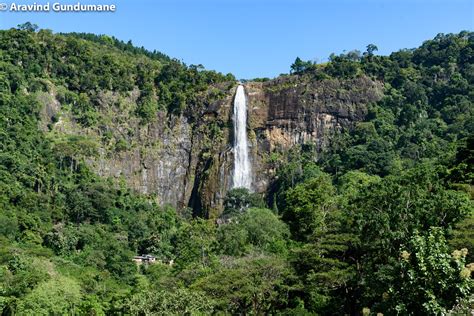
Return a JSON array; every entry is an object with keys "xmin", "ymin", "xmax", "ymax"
[{"xmin": 1, "ymin": 0, "xmax": 473, "ymax": 79}]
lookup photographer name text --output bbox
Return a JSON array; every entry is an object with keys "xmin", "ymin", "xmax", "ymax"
[{"xmin": 1, "ymin": 2, "xmax": 116, "ymax": 12}]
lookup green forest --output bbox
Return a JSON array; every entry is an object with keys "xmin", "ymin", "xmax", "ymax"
[{"xmin": 0, "ymin": 24, "xmax": 473, "ymax": 315}]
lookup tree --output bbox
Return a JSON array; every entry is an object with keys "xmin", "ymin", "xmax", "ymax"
[
  {"xmin": 379, "ymin": 228, "xmax": 472, "ymax": 315},
  {"xmin": 217, "ymin": 221, "xmax": 249, "ymax": 256},
  {"xmin": 449, "ymin": 212, "xmax": 474, "ymax": 263},
  {"xmin": 218, "ymin": 208, "xmax": 290, "ymax": 256},
  {"xmin": 240, "ymin": 208, "xmax": 290, "ymax": 254},
  {"xmin": 290, "ymin": 57, "xmax": 313, "ymax": 74},
  {"xmin": 174, "ymin": 219, "xmax": 217, "ymax": 270},
  {"xmin": 351, "ymin": 164, "xmax": 471, "ymax": 256},
  {"xmin": 192, "ymin": 255, "xmax": 295, "ymax": 314},
  {"xmin": 126, "ymin": 288, "xmax": 216, "ymax": 315},
  {"xmin": 325, "ymin": 54, "xmax": 361, "ymax": 78},
  {"xmin": 17, "ymin": 22, "xmax": 39, "ymax": 32},
  {"xmin": 292, "ymin": 235, "xmax": 356, "ymax": 314},
  {"xmin": 366, "ymin": 44, "xmax": 378, "ymax": 56},
  {"xmin": 136, "ymin": 84, "xmax": 158, "ymax": 123},
  {"xmin": 345, "ymin": 50, "xmax": 362, "ymax": 62},
  {"xmin": 283, "ymin": 174, "xmax": 336, "ymax": 241},
  {"xmin": 16, "ymin": 276, "xmax": 82, "ymax": 315},
  {"xmin": 348, "ymin": 164, "xmax": 472, "ymax": 310},
  {"xmin": 222, "ymin": 188, "xmax": 265, "ymax": 218}
]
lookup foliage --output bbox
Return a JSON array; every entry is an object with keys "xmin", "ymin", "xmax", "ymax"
[
  {"xmin": 290, "ymin": 57, "xmax": 314, "ymax": 74},
  {"xmin": 222, "ymin": 187, "xmax": 265, "ymax": 217},
  {"xmin": 126, "ymin": 288, "xmax": 215, "ymax": 315},
  {"xmin": 218, "ymin": 208, "xmax": 290, "ymax": 256},
  {"xmin": 283, "ymin": 174, "xmax": 336, "ymax": 241},
  {"xmin": 174, "ymin": 219, "xmax": 217, "ymax": 270},
  {"xmin": 0, "ymin": 28, "xmax": 472, "ymax": 315},
  {"xmin": 192, "ymin": 255, "xmax": 294, "ymax": 314},
  {"xmin": 382, "ymin": 228, "xmax": 472, "ymax": 315},
  {"xmin": 0, "ymin": 27, "xmax": 234, "ymax": 126},
  {"xmin": 16, "ymin": 276, "xmax": 82, "ymax": 315},
  {"xmin": 17, "ymin": 22, "xmax": 39, "ymax": 32}
]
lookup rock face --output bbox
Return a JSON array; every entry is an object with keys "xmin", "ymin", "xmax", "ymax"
[
  {"xmin": 244, "ymin": 75, "xmax": 384, "ymax": 193},
  {"xmin": 42, "ymin": 75, "xmax": 383, "ymax": 217},
  {"xmin": 92, "ymin": 113, "xmax": 193, "ymax": 208}
]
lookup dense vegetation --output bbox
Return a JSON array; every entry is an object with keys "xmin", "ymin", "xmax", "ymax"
[{"xmin": 0, "ymin": 25, "xmax": 473, "ymax": 315}]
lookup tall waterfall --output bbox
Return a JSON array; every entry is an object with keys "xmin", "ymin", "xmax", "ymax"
[{"xmin": 232, "ymin": 85, "xmax": 252, "ymax": 190}]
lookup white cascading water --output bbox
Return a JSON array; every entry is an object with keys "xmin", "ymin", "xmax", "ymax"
[{"xmin": 232, "ymin": 85, "xmax": 252, "ymax": 190}]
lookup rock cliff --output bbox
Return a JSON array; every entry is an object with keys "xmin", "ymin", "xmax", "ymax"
[
  {"xmin": 245, "ymin": 75, "xmax": 383, "ymax": 194},
  {"xmin": 42, "ymin": 75, "xmax": 383, "ymax": 217}
]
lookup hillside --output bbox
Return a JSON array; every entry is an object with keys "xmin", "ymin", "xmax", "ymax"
[{"xmin": 0, "ymin": 27, "xmax": 473, "ymax": 314}]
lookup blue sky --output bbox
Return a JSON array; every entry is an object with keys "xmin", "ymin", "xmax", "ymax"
[{"xmin": 1, "ymin": 0, "xmax": 473, "ymax": 79}]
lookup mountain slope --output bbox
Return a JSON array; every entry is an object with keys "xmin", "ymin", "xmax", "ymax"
[{"xmin": 0, "ymin": 28, "xmax": 472, "ymax": 315}]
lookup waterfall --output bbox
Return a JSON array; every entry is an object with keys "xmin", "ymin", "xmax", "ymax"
[{"xmin": 232, "ymin": 85, "xmax": 252, "ymax": 190}]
